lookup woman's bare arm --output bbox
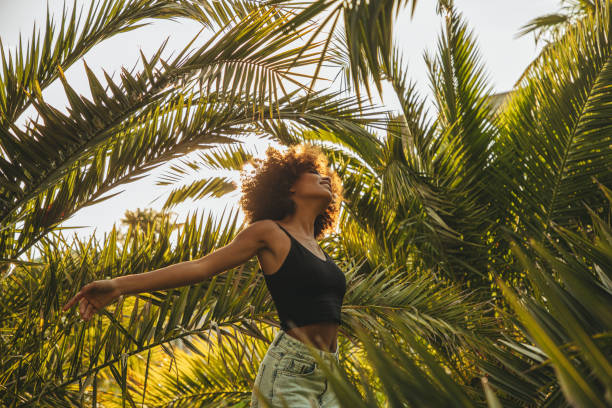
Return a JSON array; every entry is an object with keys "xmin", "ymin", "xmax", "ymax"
[
  {"xmin": 114, "ymin": 220, "xmax": 271, "ymax": 295},
  {"xmin": 63, "ymin": 220, "xmax": 274, "ymax": 320}
]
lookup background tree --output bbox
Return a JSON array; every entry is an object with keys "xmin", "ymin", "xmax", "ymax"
[{"xmin": 116, "ymin": 207, "xmax": 181, "ymax": 245}]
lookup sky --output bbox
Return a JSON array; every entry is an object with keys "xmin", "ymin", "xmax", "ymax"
[{"xmin": 0, "ymin": 0, "xmax": 560, "ymax": 246}]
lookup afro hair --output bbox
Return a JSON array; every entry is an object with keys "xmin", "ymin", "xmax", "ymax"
[{"xmin": 239, "ymin": 143, "xmax": 343, "ymax": 239}]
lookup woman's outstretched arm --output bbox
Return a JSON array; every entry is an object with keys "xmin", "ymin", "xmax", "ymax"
[{"xmin": 62, "ymin": 220, "xmax": 273, "ymax": 321}]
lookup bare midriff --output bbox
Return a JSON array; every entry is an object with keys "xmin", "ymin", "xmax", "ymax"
[{"xmin": 285, "ymin": 321, "xmax": 339, "ymax": 353}]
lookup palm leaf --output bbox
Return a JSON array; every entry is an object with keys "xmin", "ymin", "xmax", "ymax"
[
  {"xmin": 264, "ymin": 0, "xmax": 419, "ymax": 111},
  {"xmin": 0, "ymin": 0, "xmax": 192, "ymax": 126},
  {"xmin": 326, "ymin": 5, "xmax": 502, "ymax": 285},
  {"xmin": 0, "ymin": 6, "xmax": 388, "ymax": 262},
  {"xmin": 486, "ymin": 179, "xmax": 612, "ymax": 406},
  {"xmin": 102, "ymin": 325, "xmax": 271, "ymax": 407},
  {"xmin": 1, "ymin": 206, "xmax": 275, "ymax": 407},
  {"xmin": 153, "ymin": 142, "xmax": 257, "ymax": 209},
  {"xmin": 492, "ymin": 3, "xmax": 612, "ymax": 247}
]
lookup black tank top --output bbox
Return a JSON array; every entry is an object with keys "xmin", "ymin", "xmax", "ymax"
[{"xmin": 260, "ymin": 222, "xmax": 347, "ymax": 331}]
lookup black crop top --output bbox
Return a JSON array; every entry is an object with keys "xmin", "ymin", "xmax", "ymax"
[{"xmin": 260, "ymin": 222, "xmax": 347, "ymax": 331}]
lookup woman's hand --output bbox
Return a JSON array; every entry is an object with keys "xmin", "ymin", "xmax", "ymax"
[{"xmin": 62, "ymin": 279, "xmax": 122, "ymax": 321}]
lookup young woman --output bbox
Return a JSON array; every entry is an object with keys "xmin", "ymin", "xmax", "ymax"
[{"xmin": 63, "ymin": 143, "xmax": 346, "ymax": 407}]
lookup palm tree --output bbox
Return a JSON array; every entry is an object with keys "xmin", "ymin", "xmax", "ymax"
[
  {"xmin": 116, "ymin": 207, "xmax": 180, "ymax": 245},
  {"xmin": 1, "ymin": 0, "xmax": 481, "ymax": 406},
  {"xmin": 138, "ymin": 1, "xmax": 612, "ymax": 406},
  {"xmin": 0, "ymin": 0, "xmax": 391, "ymax": 267},
  {"xmin": 513, "ymin": 0, "xmax": 606, "ymax": 87},
  {"xmin": 2, "ymin": 0, "xmax": 611, "ymax": 407}
]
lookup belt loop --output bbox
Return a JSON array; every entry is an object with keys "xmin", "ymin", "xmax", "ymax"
[{"xmin": 273, "ymin": 330, "xmax": 284, "ymax": 347}]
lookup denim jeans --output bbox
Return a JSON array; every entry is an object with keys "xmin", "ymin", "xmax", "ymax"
[{"xmin": 250, "ymin": 330, "xmax": 342, "ymax": 408}]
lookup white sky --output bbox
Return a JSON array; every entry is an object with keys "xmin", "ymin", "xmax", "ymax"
[{"xmin": 1, "ymin": 0, "xmax": 559, "ymax": 245}]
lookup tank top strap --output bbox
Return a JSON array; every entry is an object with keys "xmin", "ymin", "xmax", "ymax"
[{"xmin": 274, "ymin": 222, "xmax": 293, "ymax": 240}]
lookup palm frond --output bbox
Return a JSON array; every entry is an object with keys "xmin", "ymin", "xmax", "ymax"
[
  {"xmin": 0, "ymin": 206, "xmax": 276, "ymax": 407},
  {"xmin": 0, "ymin": 0, "xmax": 189, "ymax": 126},
  {"xmin": 159, "ymin": 176, "xmax": 238, "ymax": 210},
  {"xmin": 330, "ymin": 6, "xmax": 501, "ymax": 285},
  {"xmin": 152, "ymin": 143, "xmax": 256, "ymax": 209},
  {"xmin": 515, "ymin": 0, "xmax": 600, "ymax": 45},
  {"xmin": 100, "ymin": 326, "xmax": 270, "ymax": 407},
  {"xmin": 1, "ymin": 7, "xmax": 388, "ymax": 261},
  {"xmin": 176, "ymin": 0, "xmax": 297, "ymax": 32},
  {"xmin": 492, "ymin": 4, "xmax": 612, "ymax": 245},
  {"xmin": 268, "ymin": 0, "xmax": 419, "ymax": 111},
  {"xmin": 341, "ymin": 257, "xmax": 498, "ymax": 350},
  {"xmin": 515, "ymin": 13, "xmax": 572, "ymax": 44},
  {"xmin": 486, "ymin": 179, "xmax": 612, "ymax": 406},
  {"xmin": 512, "ymin": 1, "xmax": 606, "ymax": 90},
  {"xmin": 317, "ymin": 312, "xmax": 490, "ymax": 408}
]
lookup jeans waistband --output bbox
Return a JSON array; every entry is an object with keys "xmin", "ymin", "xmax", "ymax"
[{"xmin": 273, "ymin": 330, "xmax": 339, "ymax": 361}]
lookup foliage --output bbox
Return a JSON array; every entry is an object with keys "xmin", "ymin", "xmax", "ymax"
[
  {"xmin": 1, "ymin": 0, "xmax": 611, "ymax": 407},
  {"xmin": 117, "ymin": 207, "xmax": 181, "ymax": 245}
]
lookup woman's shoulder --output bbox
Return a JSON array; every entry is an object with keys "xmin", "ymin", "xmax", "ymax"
[
  {"xmin": 245, "ymin": 220, "xmax": 285, "ymax": 245},
  {"xmin": 248, "ymin": 219, "xmax": 281, "ymax": 231}
]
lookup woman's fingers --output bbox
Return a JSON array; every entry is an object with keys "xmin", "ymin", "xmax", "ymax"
[
  {"xmin": 80, "ymin": 297, "xmax": 91, "ymax": 319},
  {"xmin": 63, "ymin": 282, "xmax": 94, "ymax": 311},
  {"xmin": 63, "ymin": 281, "xmax": 113, "ymax": 321},
  {"xmin": 85, "ymin": 304, "xmax": 95, "ymax": 321},
  {"xmin": 62, "ymin": 290, "xmax": 83, "ymax": 311}
]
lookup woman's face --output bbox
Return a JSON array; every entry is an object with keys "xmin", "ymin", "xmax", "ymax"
[{"xmin": 290, "ymin": 167, "xmax": 333, "ymax": 202}]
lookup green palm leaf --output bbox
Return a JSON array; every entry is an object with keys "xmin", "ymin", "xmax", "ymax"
[
  {"xmin": 102, "ymin": 326, "xmax": 271, "ymax": 407},
  {"xmin": 0, "ymin": 5, "xmax": 388, "ymax": 263},
  {"xmin": 493, "ymin": 3, "xmax": 612, "ymax": 246},
  {"xmin": 0, "ymin": 0, "xmax": 190, "ymax": 126},
  {"xmin": 265, "ymin": 0, "xmax": 419, "ymax": 110},
  {"xmin": 1, "ymin": 206, "xmax": 272, "ymax": 406},
  {"xmin": 322, "ymin": 5, "xmax": 501, "ymax": 285},
  {"xmin": 484, "ymin": 179, "xmax": 612, "ymax": 406},
  {"xmin": 153, "ymin": 143, "xmax": 256, "ymax": 209}
]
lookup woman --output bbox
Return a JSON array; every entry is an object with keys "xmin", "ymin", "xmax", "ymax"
[{"xmin": 63, "ymin": 143, "xmax": 346, "ymax": 407}]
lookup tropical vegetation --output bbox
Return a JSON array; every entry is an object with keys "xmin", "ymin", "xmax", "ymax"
[{"xmin": 1, "ymin": 0, "xmax": 610, "ymax": 407}]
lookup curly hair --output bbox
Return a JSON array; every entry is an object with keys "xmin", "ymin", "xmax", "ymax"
[{"xmin": 239, "ymin": 143, "xmax": 343, "ymax": 239}]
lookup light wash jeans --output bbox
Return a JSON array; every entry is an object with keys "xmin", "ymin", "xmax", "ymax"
[{"xmin": 250, "ymin": 330, "xmax": 342, "ymax": 408}]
